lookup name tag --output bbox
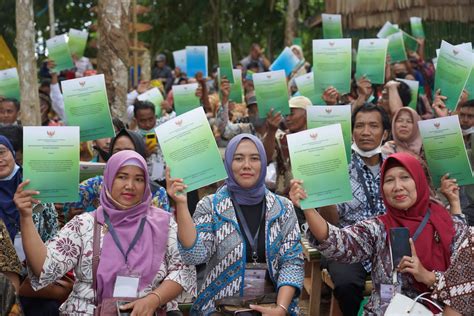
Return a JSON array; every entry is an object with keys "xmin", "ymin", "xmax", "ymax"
[
  {"xmin": 243, "ymin": 263, "xmax": 272, "ymax": 297},
  {"xmin": 113, "ymin": 275, "xmax": 140, "ymax": 298},
  {"xmin": 380, "ymin": 283, "xmax": 401, "ymax": 303}
]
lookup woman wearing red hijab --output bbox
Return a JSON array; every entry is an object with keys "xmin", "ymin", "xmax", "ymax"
[{"xmin": 289, "ymin": 152, "xmax": 469, "ymax": 314}]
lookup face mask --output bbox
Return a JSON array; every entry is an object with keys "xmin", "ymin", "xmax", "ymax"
[
  {"xmin": 462, "ymin": 127, "xmax": 474, "ymax": 136},
  {"xmin": 249, "ymin": 116, "xmax": 266, "ymax": 128},
  {"xmin": 351, "ymin": 139, "xmax": 383, "ymax": 158},
  {"xmin": 137, "ymin": 128, "xmax": 155, "ymax": 137}
]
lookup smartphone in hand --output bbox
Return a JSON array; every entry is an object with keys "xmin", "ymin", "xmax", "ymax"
[{"xmin": 390, "ymin": 227, "xmax": 411, "ymax": 267}]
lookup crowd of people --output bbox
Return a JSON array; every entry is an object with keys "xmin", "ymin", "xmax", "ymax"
[{"xmin": 0, "ymin": 30, "xmax": 473, "ymax": 316}]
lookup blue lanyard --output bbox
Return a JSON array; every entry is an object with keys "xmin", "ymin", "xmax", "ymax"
[{"xmin": 103, "ymin": 212, "xmax": 147, "ymax": 264}]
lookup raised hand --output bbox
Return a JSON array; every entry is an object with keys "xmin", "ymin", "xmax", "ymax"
[
  {"xmin": 165, "ymin": 167, "xmax": 188, "ymax": 206},
  {"xmin": 289, "ymin": 179, "xmax": 307, "ymax": 208},
  {"xmin": 13, "ymin": 180, "xmax": 40, "ymax": 218}
]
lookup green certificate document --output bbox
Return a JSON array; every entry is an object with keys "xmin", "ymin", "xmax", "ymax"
[
  {"xmin": 312, "ymin": 39, "xmax": 352, "ymax": 95},
  {"xmin": 418, "ymin": 116, "xmax": 474, "ymax": 187},
  {"xmin": 172, "ymin": 83, "xmax": 200, "ymax": 115},
  {"xmin": 294, "ymin": 72, "xmax": 321, "ymax": 105},
  {"xmin": 402, "ymin": 32, "xmax": 419, "ymax": 52},
  {"xmin": 68, "ymin": 28, "xmax": 88, "ymax": 57},
  {"xmin": 80, "ymin": 162, "xmax": 105, "ymax": 182},
  {"xmin": 0, "ymin": 67, "xmax": 20, "ymax": 100},
  {"xmin": 464, "ymin": 53, "xmax": 474, "ymax": 100},
  {"xmin": 322, "ymin": 14, "xmax": 343, "ymax": 39},
  {"xmin": 287, "ymin": 124, "xmax": 352, "ymax": 209},
  {"xmin": 377, "ymin": 21, "xmax": 399, "ymax": 39},
  {"xmin": 387, "ymin": 32, "xmax": 407, "ymax": 63},
  {"xmin": 217, "ymin": 43, "xmax": 234, "ymax": 83},
  {"xmin": 398, "ymin": 78, "xmax": 419, "ymax": 110},
  {"xmin": 229, "ymin": 69, "xmax": 243, "ymax": 103},
  {"xmin": 410, "ymin": 17, "xmax": 425, "ymax": 38},
  {"xmin": 23, "ymin": 126, "xmax": 80, "ymax": 203},
  {"xmin": 155, "ymin": 107, "xmax": 227, "ymax": 192},
  {"xmin": 307, "ymin": 105, "xmax": 352, "ymax": 163},
  {"xmin": 61, "ymin": 74, "xmax": 115, "ymax": 141},
  {"xmin": 356, "ymin": 38, "xmax": 389, "ymax": 84},
  {"xmin": 253, "ymin": 70, "xmax": 290, "ymax": 118},
  {"xmin": 137, "ymin": 87, "xmax": 164, "ymax": 118},
  {"xmin": 46, "ymin": 34, "xmax": 74, "ymax": 72},
  {"xmin": 434, "ymin": 40, "xmax": 473, "ymax": 111}
]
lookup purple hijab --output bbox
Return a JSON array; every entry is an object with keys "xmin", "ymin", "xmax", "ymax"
[
  {"xmin": 95, "ymin": 150, "xmax": 170, "ymax": 302},
  {"xmin": 224, "ymin": 134, "xmax": 267, "ymax": 205}
]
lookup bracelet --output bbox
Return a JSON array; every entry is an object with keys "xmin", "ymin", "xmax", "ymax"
[
  {"xmin": 277, "ymin": 303, "xmax": 288, "ymax": 314},
  {"xmin": 147, "ymin": 291, "xmax": 163, "ymax": 307},
  {"xmin": 429, "ymin": 271, "xmax": 441, "ymax": 291}
]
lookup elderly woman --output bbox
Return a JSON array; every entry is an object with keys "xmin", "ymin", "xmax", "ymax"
[
  {"xmin": 167, "ymin": 134, "xmax": 304, "ymax": 315},
  {"xmin": 14, "ymin": 150, "xmax": 195, "ymax": 315},
  {"xmin": 290, "ymin": 152, "xmax": 468, "ymax": 314},
  {"xmin": 382, "ymin": 107, "xmax": 423, "ymax": 158}
]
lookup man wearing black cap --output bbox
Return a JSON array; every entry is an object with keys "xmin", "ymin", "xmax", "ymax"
[{"xmin": 152, "ymin": 53, "xmax": 173, "ymax": 92}]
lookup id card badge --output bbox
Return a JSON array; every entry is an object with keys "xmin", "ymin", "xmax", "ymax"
[
  {"xmin": 113, "ymin": 270, "xmax": 141, "ymax": 298},
  {"xmin": 380, "ymin": 283, "xmax": 401, "ymax": 303},
  {"xmin": 243, "ymin": 263, "xmax": 268, "ymax": 297}
]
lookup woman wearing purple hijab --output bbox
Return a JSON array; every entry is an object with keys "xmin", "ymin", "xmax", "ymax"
[
  {"xmin": 167, "ymin": 134, "xmax": 304, "ymax": 315},
  {"xmin": 14, "ymin": 150, "xmax": 196, "ymax": 315}
]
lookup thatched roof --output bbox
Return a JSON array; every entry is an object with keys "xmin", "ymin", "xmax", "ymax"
[{"xmin": 324, "ymin": 0, "xmax": 474, "ymax": 29}]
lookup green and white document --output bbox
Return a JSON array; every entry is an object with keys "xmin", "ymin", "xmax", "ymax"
[
  {"xmin": 377, "ymin": 21, "xmax": 399, "ymax": 39},
  {"xmin": 312, "ymin": 39, "xmax": 352, "ymax": 96},
  {"xmin": 0, "ymin": 67, "xmax": 20, "ymax": 100},
  {"xmin": 464, "ymin": 53, "xmax": 474, "ymax": 99},
  {"xmin": 137, "ymin": 87, "xmax": 164, "ymax": 118},
  {"xmin": 434, "ymin": 40, "xmax": 473, "ymax": 111},
  {"xmin": 398, "ymin": 78, "xmax": 419, "ymax": 110},
  {"xmin": 46, "ymin": 34, "xmax": 74, "ymax": 72},
  {"xmin": 253, "ymin": 70, "xmax": 290, "ymax": 118},
  {"xmin": 356, "ymin": 38, "xmax": 389, "ymax": 84},
  {"xmin": 322, "ymin": 14, "xmax": 343, "ymax": 39},
  {"xmin": 418, "ymin": 116, "xmax": 474, "ymax": 187},
  {"xmin": 68, "ymin": 28, "xmax": 88, "ymax": 57},
  {"xmin": 172, "ymin": 83, "xmax": 200, "ymax": 115},
  {"xmin": 294, "ymin": 72, "xmax": 320, "ymax": 105},
  {"xmin": 402, "ymin": 31, "xmax": 419, "ymax": 52},
  {"xmin": 217, "ymin": 42, "xmax": 234, "ymax": 83},
  {"xmin": 80, "ymin": 162, "xmax": 105, "ymax": 182},
  {"xmin": 410, "ymin": 17, "xmax": 425, "ymax": 38},
  {"xmin": 61, "ymin": 74, "xmax": 115, "ymax": 141},
  {"xmin": 155, "ymin": 107, "xmax": 227, "ymax": 192},
  {"xmin": 23, "ymin": 126, "xmax": 80, "ymax": 203},
  {"xmin": 387, "ymin": 32, "xmax": 407, "ymax": 63},
  {"xmin": 229, "ymin": 69, "xmax": 243, "ymax": 103},
  {"xmin": 287, "ymin": 124, "xmax": 352, "ymax": 209},
  {"xmin": 307, "ymin": 105, "xmax": 352, "ymax": 163}
]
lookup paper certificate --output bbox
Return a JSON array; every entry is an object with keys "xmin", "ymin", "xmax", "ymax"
[
  {"xmin": 287, "ymin": 124, "xmax": 352, "ymax": 209},
  {"xmin": 270, "ymin": 47, "xmax": 303, "ymax": 77},
  {"xmin": 46, "ymin": 34, "xmax": 74, "ymax": 72},
  {"xmin": 312, "ymin": 39, "xmax": 352, "ymax": 95},
  {"xmin": 229, "ymin": 69, "xmax": 243, "ymax": 103},
  {"xmin": 307, "ymin": 105, "xmax": 352, "ymax": 163},
  {"xmin": 418, "ymin": 116, "xmax": 474, "ymax": 187},
  {"xmin": 464, "ymin": 53, "xmax": 474, "ymax": 100},
  {"xmin": 253, "ymin": 70, "xmax": 290, "ymax": 118},
  {"xmin": 172, "ymin": 83, "xmax": 200, "ymax": 115},
  {"xmin": 322, "ymin": 14, "xmax": 343, "ymax": 39},
  {"xmin": 137, "ymin": 87, "xmax": 164, "ymax": 117},
  {"xmin": 23, "ymin": 126, "xmax": 80, "ymax": 203},
  {"xmin": 294, "ymin": 72, "xmax": 320, "ymax": 105},
  {"xmin": 397, "ymin": 78, "xmax": 419, "ymax": 110},
  {"xmin": 410, "ymin": 17, "xmax": 425, "ymax": 38},
  {"xmin": 356, "ymin": 39, "xmax": 389, "ymax": 84},
  {"xmin": 434, "ymin": 40, "xmax": 473, "ymax": 111},
  {"xmin": 377, "ymin": 21, "xmax": 399, "ymax": 39},
  {"xmin": 80, "ymin": 161, "xmax": 105, "ymax": 182},
  {"xmin": 186, "ymin": 46, "xmax": 208, "ymax": 78},
  {"xmin": 217, "ymin": 43, "xmax": 234, "ymax": 83},
  {"xmin": 155, "ymin": 107, "xmax": 227, "ymax": 192},
  {"xmin": 0, "ymin": 68, "xmax": 20, "ymax": 100},
  {"xmin": 68, "ymin": 28, "xmax": 88, "ymax": 57},
  {"xmin": 173, "ymin": 49, "xmax": 187, "ymax": 73},
  {"xmin": 61, "ymin": 74, "xmax": 115, "ymax": 141},
  {"xmin": 387, "ymin": 32, "xmax": 407, "ymax": 63},
  {"xmin": 402, "ymin": 32, "xmax": 419, "ymax": 52}
]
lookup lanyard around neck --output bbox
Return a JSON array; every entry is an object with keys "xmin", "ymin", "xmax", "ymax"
[{"xmin": 103, "ymin": 212, "xmax": 147, "ymax": 265}]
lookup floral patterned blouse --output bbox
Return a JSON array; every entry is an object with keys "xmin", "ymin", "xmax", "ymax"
[
  {"xmin": 308, "ymin": 214, "xmax": 469, "ymax": 315},
  {"xmin": 28, "ymin": 212, "xmax": 196, "ymax": 315}
]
